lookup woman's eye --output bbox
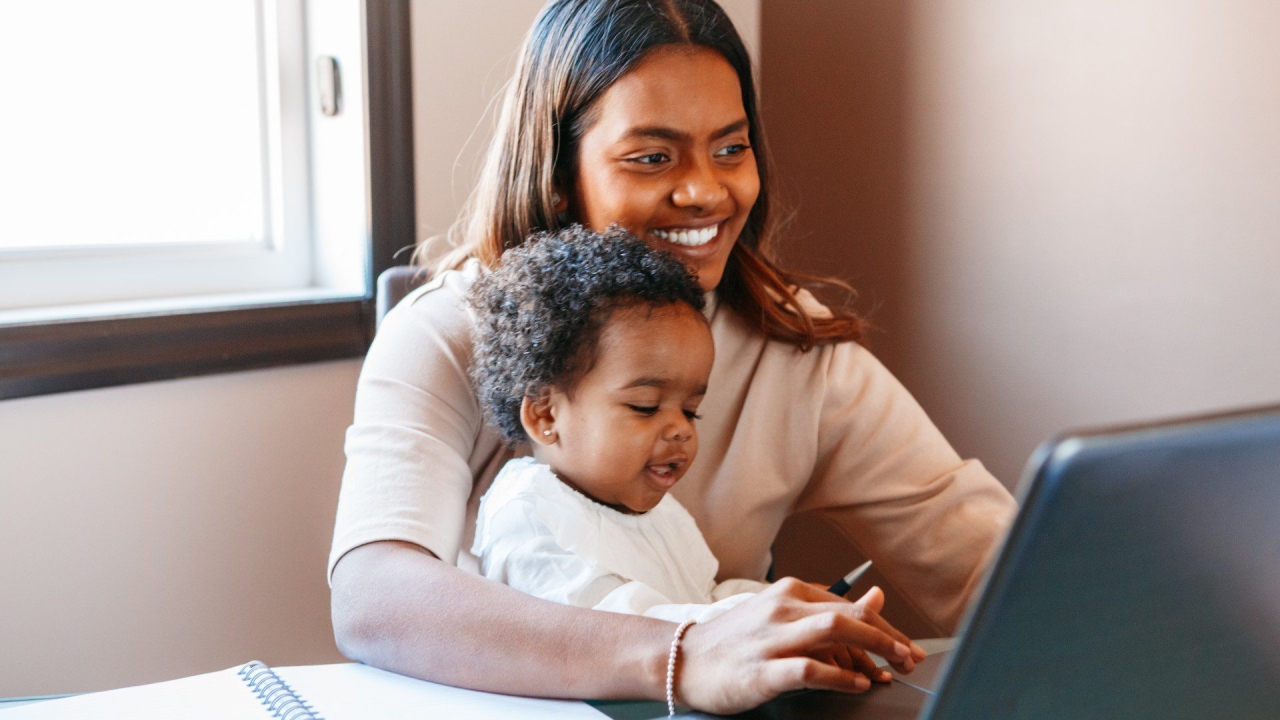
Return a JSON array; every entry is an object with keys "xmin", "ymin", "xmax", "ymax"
[
  {"xmin": 715, "ymin": 143, "xmax": 751, "ymax": 157},
  {"xmin": 628, "ymin": 405, "xmax": 659, "ymax": 415}
]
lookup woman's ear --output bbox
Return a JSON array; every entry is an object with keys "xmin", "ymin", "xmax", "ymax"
[
  {"xmin": 520, "ymin": 392, "xmax": 558, "ymax": 445},
  {"xmin": 550, "ymin": 187, "xmax": 569, "ymax": 214}
]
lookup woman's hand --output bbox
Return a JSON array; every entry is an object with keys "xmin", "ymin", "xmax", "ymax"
[
  {"xmin": 675, "ymin": 578, "xmax": 927, "ymax": 715},
  {"xmin": 806, "ymin": 583, "xmax": 902, "ymax": 684}
]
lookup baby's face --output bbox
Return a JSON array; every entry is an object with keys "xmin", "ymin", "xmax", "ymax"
[{"xmin": 536, "ymin": 302, "xmax": 714, "ymax": 513}]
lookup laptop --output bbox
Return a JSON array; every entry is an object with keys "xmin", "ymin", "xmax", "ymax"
[
  {"xmin": 697, "ymin": 403, "xmax": 1280, "ymax": 719},
  {"xmin": 920, "ymin": 403, "xmax": 1280, "ymax": 719}
]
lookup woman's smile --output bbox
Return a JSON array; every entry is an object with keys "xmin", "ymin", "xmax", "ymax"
[
  {"xmin": 647, "ymin": 217, "xmax": 731, "ymax": 264},
  {"xmin": 650, "ymin": 221, "xmax": 720, "ymax": 247}
]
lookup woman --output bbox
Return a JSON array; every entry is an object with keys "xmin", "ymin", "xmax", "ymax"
[{"xmin": 329, "ymin": 0, "xmax": 1015, "ymax": 713}]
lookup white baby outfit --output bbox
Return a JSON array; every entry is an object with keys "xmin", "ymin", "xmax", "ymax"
[{"xmin": 472, "ymin": 457, "xmax": 769, "ymax": 623}]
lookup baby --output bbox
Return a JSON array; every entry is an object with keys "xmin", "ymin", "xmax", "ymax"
[{"xmin": 468, "ymin": 225, "xmax": 768, "ymax": 623}]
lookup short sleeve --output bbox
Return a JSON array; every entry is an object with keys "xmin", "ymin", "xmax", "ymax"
[
  {"xmin": 328, "ymin": 269, "xmax": 492, "ymax": 582},
  {"xmin": 801, "ymin": 342, "xmax": 1017, "ymax": 633}
]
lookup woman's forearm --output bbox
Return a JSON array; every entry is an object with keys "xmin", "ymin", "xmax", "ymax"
[{"xmin": 330, "ymin": 540, "xmax": 674, "ymax": 700}]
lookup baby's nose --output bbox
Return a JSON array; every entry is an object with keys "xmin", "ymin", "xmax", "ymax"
[{"xmin": 668, "ymin": 418, "xmax": 694, "ymax": 442}]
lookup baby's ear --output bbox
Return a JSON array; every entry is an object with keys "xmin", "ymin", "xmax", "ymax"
[{"xmin": 520, "ymin": 390, "xmax": 558, "ymax": 445}]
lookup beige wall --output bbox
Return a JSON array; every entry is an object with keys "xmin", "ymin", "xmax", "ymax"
[
  {"xmin": 764, "ymin": 1, "xmax": 1280, "ymax": 629},
  {"xmin": 762, "ymin": 0, "xmax": 1280, "ymax": 488},
  {"xmin": 0, "ymin": 361, "xmax": 357, "ymax": 696}
]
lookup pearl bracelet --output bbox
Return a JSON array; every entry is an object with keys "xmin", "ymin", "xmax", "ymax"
[{"xmin": 666, "ymin": 619, "xmax": 697, "ymax": 717}]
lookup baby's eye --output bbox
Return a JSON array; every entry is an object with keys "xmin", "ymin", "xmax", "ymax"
[
  {"xmin": 629, "ymin": 152, "xmax": 669, "ymax": 165},
  {"xmin": 628, "ymin": 405, "xmax": 659, "ymax": 416},
  {"xmin": 683, "ymin": 410, "xmax": 702, "ymax": 421}
]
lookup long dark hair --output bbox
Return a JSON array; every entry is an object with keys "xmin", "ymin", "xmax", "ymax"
[{"xmin": 425, "ymin": 0, "xmax": 861, "ymax": 349}]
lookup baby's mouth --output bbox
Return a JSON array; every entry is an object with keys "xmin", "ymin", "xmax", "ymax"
[{"xmin": 645, "ymin": 459, "xmax": 685, "ymax": 489}]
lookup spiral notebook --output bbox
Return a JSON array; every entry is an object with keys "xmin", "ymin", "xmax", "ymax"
[{"xmin": 1, "ymin": 661, "xmax": 607, "ymax": 719}]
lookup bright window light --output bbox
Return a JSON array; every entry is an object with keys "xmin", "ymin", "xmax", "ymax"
[
  {"xmin": 1, "ymin": 2, "xmax": 268, "ymax": 251},
  {"xmin": 0, "ymin": 0, "xmax": 369, "ymax": 319}
]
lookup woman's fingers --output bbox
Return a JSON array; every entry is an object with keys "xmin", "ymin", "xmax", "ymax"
[
  {"xmin": 853, "ymin": 585, "xmax": 886, "ymax": 613},
  {"xmin": 675, "ymin": 580, "xmax": 932, "ymax": 713},
  {"xmin": 847, "ymin": 647, "xmax": 891, "ymax": 682},
  {"xmin": 810, "ymin": 643, "xmax": 889, "ymax": 684},
  {"xmin": 765, "ymin": 657, "xmax": 873, "ymax": 695},
  {"xmin": 781, "ymin": 609, "xmax": 913, "ymax": 663},
  {"xmin": 832, "ymin": 645, "xmax": 856, "ymax": 671},
  {"xmin": 849, "ymin": 588, "xmax": 927, "ymax": 662},
  {"xmin": 770, "ymin": 579, "xmax": 926, "ymax": 661}
]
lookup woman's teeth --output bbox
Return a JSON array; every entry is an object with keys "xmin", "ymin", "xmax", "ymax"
[{"xmin": 652, "ymin": 225, "xmax": 718, "ymax": 247}]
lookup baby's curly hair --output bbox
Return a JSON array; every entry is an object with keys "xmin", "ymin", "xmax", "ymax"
[{"xmin": 469, "ymin": 225, "xmax": 706, "ymax": 446}]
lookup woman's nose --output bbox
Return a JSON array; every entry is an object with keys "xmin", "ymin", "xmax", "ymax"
[{"xmin": 670, "ymin": 157, "xmax": 728, "ymax": 210}]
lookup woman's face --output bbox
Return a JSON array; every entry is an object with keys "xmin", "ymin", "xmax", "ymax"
[{"xmin": 573, "ymin": 46, "xmax": 760, "ymax": 291}]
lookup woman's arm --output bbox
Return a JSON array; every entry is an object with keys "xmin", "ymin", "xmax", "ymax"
[
  {"xmin": 331, "ymin": 540, "xmax": 923, "ymax": 714},
  {"xmin": 804, "ymin": 342, "xmax": 1018, "ymax": 633},
  {"xmin": 331, "ymin": 540, "xmax": 672, "ymax": 700}
]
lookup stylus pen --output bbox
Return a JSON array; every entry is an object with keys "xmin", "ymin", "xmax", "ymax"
[{"xmin": 827, "ymin": 559, "xmax": 873, "ymax": 597}]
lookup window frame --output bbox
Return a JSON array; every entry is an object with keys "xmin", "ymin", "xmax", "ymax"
[{"xmin": 0, "ymin": 1, "xmax": 414, "ymax": 401}]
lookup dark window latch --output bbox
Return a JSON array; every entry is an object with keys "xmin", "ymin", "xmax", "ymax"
[{"xmin": 316, "ymin": 55, "xmax": 342, "ymax": 116}]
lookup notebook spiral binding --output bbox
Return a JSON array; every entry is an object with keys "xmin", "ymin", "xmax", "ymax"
[{"xmin": 238, "ymin": 661, "xmax": 324, "ymax": 720}]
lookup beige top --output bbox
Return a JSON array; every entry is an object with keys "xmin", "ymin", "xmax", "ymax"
[{"xmin": 329, "ymin": 259, "xmax": 1016, "ymax": 632}]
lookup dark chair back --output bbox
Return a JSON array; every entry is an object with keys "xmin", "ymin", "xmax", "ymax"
[{"xmin": 375, "ymin": 265, "xmax": 431, "ymax": 331}]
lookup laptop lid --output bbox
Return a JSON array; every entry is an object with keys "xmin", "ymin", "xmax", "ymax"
[{"xmin": 924, "ymin": 405, "xmax": 1280, "ymax": 719}]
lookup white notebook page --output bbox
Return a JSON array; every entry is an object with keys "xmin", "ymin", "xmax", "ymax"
[
  {"xmin": 276, "ymin": 663, "xmax": 606, "ymax": 719},
  {"xmin": 0, "ymin": 667, "xmax": 267, "ymax": 719},
  {"xmin": 0, "ymin": 663, "xmax": 607, "ymax": 719}
]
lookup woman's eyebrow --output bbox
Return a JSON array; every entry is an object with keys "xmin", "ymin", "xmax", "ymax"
[
  {"xmin": 710, "ymin": 119, "xmax": 749, "ymax": 140},
  {"xmin": 619, "ymin": 118, "xmax": 749, "ymax": 143}
]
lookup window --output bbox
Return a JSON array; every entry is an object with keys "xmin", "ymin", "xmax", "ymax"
[{"xmin": 0, "ymin": 1, "xmax": 414, "ymax": 399}]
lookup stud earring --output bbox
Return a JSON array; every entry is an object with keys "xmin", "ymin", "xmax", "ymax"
[
  {"xmin": 543, "ymin": 430, "xmax": 553, "ymax": 437},
  {"xmin": 551, "ymin": 193, "xmax": 562, "ymax": 206}
]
